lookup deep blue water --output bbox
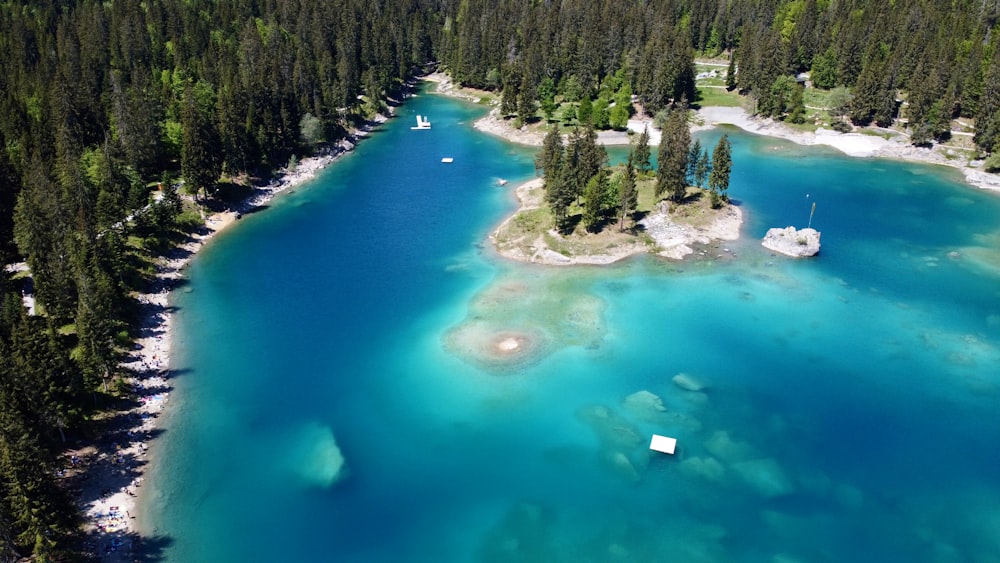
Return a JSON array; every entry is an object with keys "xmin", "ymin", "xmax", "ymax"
[{"xmin": 142, "ymin": 89, "xmax": 1000, "ymax": 562}]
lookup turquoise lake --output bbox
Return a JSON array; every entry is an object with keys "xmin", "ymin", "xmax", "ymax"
[{"xmin": 142, "ymin": 89, "xmax": 1000, "ymax": 562}]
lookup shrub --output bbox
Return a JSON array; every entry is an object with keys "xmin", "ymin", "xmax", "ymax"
[
  {"xmin": 174, "ymin": 210, "xmax": 204, "ymax": 232},
  {"xmin": 831, "ymin": 120, "xmax": 852, "ymax": 133},
  {"xmin": 984, "ymin": 153, "xmax": 1000, "ymax": 173}
]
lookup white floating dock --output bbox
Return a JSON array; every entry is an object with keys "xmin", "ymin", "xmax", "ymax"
[
  {"xmin": 411, "ymin": 115, "xmax": 431, "ymax": 130},
  {"xmin": 649, "ymin": 434, "xmax": 677, "ymax": 455},
  {"xmin": 441, "ymin": 157, "xmax": 454, "ymax": 163}
]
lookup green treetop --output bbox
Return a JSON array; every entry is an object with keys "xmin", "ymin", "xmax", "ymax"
[
  {"xmin": 656, "ymin": 103, "xmax": 691, "ymax": 202},
  {"xmin": 633, "ymin": 126, "xmax": 652, "ymax": 175},
  {"xmin": 708, "ymin": 134, "xmax": 733, "ymax": 208},
  {"xmin": 619, "ymin": 151, "xmax": 638, "ymax": 231}
]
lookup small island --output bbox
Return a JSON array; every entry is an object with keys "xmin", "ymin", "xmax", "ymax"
[
  {"xmin": 491, "ymin": 114, "xmax": 741, "ymax": 265},
  {"xmin": 492, "ymin": 178, "xmax": 741, "ymax": 265},
  {"xmin": 761, "ymin": 226, "xmax": 822, "ymax": 257}
]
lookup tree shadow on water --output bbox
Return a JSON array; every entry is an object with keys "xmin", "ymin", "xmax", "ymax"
[{"xmin": 133, "ymin": 533, "xmax": 174, "ymax": 562}]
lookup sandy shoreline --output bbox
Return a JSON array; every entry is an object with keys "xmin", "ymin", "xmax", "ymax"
[
  {"xmin": 426, "ymin": 73, "xmax": 1000, "ymax": 194},
  {"xmin": 695, "ymin": 107, "xmax": 1000, "ymax": 193},
  {"xmin": 72, "ymin": 115, "xmax": 388, "ymax": 561}
]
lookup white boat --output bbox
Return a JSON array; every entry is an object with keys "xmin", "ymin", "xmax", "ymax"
[
  {"xmin": 441, "ymin": 157, "xmax": 454, "ymax": 163},
  {"xmin": 411, "ymin": 115, "xmax": 431, "ymax": 130}
]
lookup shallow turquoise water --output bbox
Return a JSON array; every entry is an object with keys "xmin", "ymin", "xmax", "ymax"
[{"xmin": 143, "ymin": 90, "xmax": 1000, "ymax": 562}]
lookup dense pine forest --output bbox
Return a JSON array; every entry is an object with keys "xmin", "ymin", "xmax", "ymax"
[
  {"xmin": 441, "ymin": 0, "xmax": 1000, "ymax": 151},
  {"xmin": 0, "ymin": 0, "xmax": 441, "ymax": 558},
  {"xmin": 1, "ymin": 0, "xmax": 999, "ymax": 559}
]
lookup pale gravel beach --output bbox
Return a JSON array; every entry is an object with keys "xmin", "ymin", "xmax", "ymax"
[
  {"xmin": 695, "ymin": 106, "xmax": 1000, "ymax": 193},
  {"xmin": 427, "ymin": 69, "xmax": 1000, "ymax": 194}
]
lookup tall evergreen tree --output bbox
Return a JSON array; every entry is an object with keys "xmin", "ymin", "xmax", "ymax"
[
  {"xmin": 634, "ymin": 126, "xmax": 652, "ymax": 174},
  {"xmin": 708, "ymin": 134, "xmax": 733, "ymax": 207},
  {"xmin": 687, "ymin": 138, "xmax": 703, "ymax": 185},
  {"xmin": 583, "ymin": 170, "xmax": 610, "ymax": 232},
  {"xmin": 576, "ymin": 123, "xmax": 607, "ymax": 191},
  {"xmin": 656, "ymin": 104, "xmax": 690, "ymax": 202},
  {"xmin": 578, "ymin": 97, "xmax": 593, "ymax": 125},
  {"xmin": 516, "ymin": 72, "xmax": 536, "ymax": 125},
  {"xmin": 545, "ymin": 163, "xmax": 575, "ymax": 234},
  {"xmin": 619, "ymin": 151, "xmax": 638, "ymax": 231},
  {"xmin": 536, "ymin": 125, "xmax": 564, "ymax": 179},
  {"xmin": 180, "ymin": 82, "xmax": 222, "ymax": 199},
  {"xmin": 726, "ymin": 53, "xmax": 737, "ymax": 91},
  {"xmin": 695, "ymin": 148, "xmax": 710, "ymax": 189},
  {"xmin": 974, "ymin": 48, "xmax": 1000, "ymax": 153},
  {"xmin": 788, "ymin": 83, "xmax": 807, "ymax": 124},
  {"xmin": 501, "ymin": 66, "xmax": 520, "ymax": 117}
]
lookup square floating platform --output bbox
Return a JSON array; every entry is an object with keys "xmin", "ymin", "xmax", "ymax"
[{"xmin": 649, "ymin": 434, "xmax": 677, "ymax": 455}]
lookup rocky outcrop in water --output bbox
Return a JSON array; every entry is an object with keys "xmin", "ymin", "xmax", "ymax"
[{"xmin": 761, "ymin": 226, "xmax": 821, "ymax": 257}]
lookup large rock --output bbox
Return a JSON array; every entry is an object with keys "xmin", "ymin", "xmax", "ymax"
[
  {"xmin": 672, "ymin": 373, "xmax": 705, "ymax": 392},
  {"xmin": 288, "ymin": 422, "xmax": 348, "ymax": 487},
  {"xmin": 761, "ymin": 226, "xmax": 821, "ymax": 257}
]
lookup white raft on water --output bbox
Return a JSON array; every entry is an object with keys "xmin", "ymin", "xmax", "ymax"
[
  {"xmin": 649, "ymin": 434, "xmax": 677, "ymax": 455},
  {"xmin": 411, "ymin": 115, "xmax": 431, "ymax": 129}
]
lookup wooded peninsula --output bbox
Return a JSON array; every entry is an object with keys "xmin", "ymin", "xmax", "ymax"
[{"xmin": 2, "ymin": 0, "xmax": 999, "ymax": 559}]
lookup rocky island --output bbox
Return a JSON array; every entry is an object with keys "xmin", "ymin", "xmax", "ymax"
[
  {"xmin": 491, "ymin": 179, "xmax": 742, "ymax": 265},
  {"xmin": 761, "ymin": 226, "xmax": 822, "ymax": 257}
]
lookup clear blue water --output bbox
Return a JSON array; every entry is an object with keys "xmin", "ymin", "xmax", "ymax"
[{"xmin": 142, "ymin": 89, "xmax": 1000, "ymax": 562}]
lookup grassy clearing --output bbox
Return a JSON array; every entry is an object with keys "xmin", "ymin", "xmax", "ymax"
[
  {"xmin": 666, "ymin": 188, "xmax": 725, "ymax": 229},
  {"xmin": 695, "ymin": 87, "xmax": 742, "ymax": 107},
  {"xmin": 802, "ymin": 88, "xmax": 835, "ymax": 110}
]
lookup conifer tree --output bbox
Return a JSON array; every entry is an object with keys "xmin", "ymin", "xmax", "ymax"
[
  {"xmin": 708, "ymin": 134, "xmax": 732, "ymax": 208},
  {"xmin": 516, "ymin": 72, "xmax": 536, "ymax": 125},
  {"xmin": 501, "ymin": 67, "xmax": 520, "ymax": 117},
  {"xmin": 566, "ymin": 124, "xmax": 606, "ymax": 205},
  {"xmin": 619, "ymin": 151, "xmax": 638, "ymax": 231},
  {"xmin": 695, "ymin": 148, "xmax": 710, "ymax": 189},
  {"xmin": 578, "ymin": 97, "xmax": 593, "ymax": 125},
  {"xmin": 180, "ymin": 82, "xmax": 222, "ymax": 199},
  {"xmin": 726, "ymin": 53, "xmax": 737, "ymax": 91},
  {"xmin": 563, "ymin": 127, "xmax": 584, "ymax": 203},
  {"xmin": 687, "ymin": 138, "xmax": 702, "ymax": 185},
  {"xmin": 634, "ymin": 126, "xmax": 652, "ymax": 175},
  {"xmin": 788, "ymin": 83, "xmax": 807, "ymax": 124},
  {"xmin": 583, "ymin": 170, "xmax": 610, "ymax": 232},
  {"xmin": 545, "ymin": 164, "xmax": 575, "ymax": 234},
  {"xmin": 656, "ymin": 104, "xmax": 690, "ymax": 202},
  {"xmin": 974, "ymin": 48, "xmax": 1000, "ymax": 153},
  {"xmin": 577, "ymin": 123, "xmax": 607, "ymax": 189},
  {"xmin": 536, "ymin": 125, "xmax": 563, "ymax": 179}
]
